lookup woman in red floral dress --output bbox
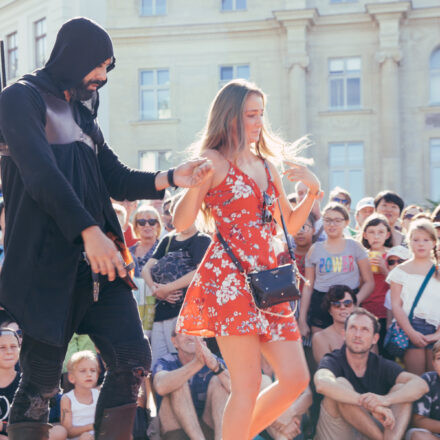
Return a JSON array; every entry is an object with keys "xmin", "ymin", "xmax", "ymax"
[{"xmin": 174, "ymin": 80, "xmax": 321, "ymax": 440}]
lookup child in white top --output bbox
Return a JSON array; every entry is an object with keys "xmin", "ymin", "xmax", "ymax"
[
  {"xmin": 387, "ymin": 219, "xmax": 440, "ymax": 375},
  {"xmin": 60, "ymin": 350, "xmax": 100, "ymax": 440}
]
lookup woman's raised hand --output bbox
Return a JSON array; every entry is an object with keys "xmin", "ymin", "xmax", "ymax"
[{"xmin": 283, "ymin": 161, "xmax": 320, "ymax": 193}]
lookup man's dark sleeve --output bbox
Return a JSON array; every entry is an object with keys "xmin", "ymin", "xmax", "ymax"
[
  {"xmin": 189, "ymin": 234, "xmax": 212, "ymax": 266},
  {"xmin": 0, "ymin": 83, "xmax": 97, "ymax": 243},
  {"xmin": 317, "ymin": 351, "xmax": 344, "ymax": 378},
  {"xmin": 97, "ymin": 142, "xmax": 165, "ymax": 201}
]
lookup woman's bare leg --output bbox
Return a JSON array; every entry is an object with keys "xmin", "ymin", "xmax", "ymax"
[
  {"xmin": 248, "ymin": 339, "xmax": 310, "ymax": 438},
  {"xmin": 216, "ymin": 335, "xmax": 263, "ymax": 440}
]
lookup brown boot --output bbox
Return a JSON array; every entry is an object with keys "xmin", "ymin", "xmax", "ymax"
[
  {"xmin": 96, "ymin": 402, "xmax": 137, "ymax": 439},
  {"xmin": 7, "ymin": 421, "xmax": 52, "ymax": 439}
]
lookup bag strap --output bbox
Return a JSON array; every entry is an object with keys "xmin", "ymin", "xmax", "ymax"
[
  {"xmin": 408, "ymin": 265, "xmax": 436, "ymax": 320},
  {"xmin": 263, "ymin": 160, "xmax": 296, "ymax": 263},
  {"xmin": 164, "ymin": 234, "xmax": 173, "ymax": 256}
]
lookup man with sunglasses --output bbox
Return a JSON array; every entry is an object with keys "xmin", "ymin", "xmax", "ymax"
[
  {"xmin": 0, "ymin": 17, "xmax": 212, "ymax": 440},
  {"xmin": 315, "ymin": 308, "xmax": 427, "ymax": 440}
]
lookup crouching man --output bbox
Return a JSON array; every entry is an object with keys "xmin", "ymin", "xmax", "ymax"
[
  {"xmin": 153, "ymin": 329, "xmax": 229, "ymax": 440},
  {"xmin": 314, "ymin": 308, "xmax": 428, "ymax": 440}
]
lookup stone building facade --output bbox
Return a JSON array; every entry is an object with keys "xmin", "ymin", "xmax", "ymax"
[{"xmin": 2, "ymin": 0, "xmax": 440, "ymax": 206}]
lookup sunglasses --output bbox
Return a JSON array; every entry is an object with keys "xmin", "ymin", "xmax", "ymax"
[
  {"xmin": 330, "ymin": 299, "xmax": 354, "ymax": 308},
  {"xmin": 332, "ymin": 197, "xmax": 349, "ymax": 206},
  {"xmin": 163, "ymin": 210, "xmax": 171, "ymax": 216},
  {"xmin": 0, "ymin": 328, "xmax": 21, "ymax": 344},
  {"xmin": 136, "ymin": 218, "xmax": 159, "ymax": 227},
  {"xmin": 387, "ymin": 258, "xmax": 404, "ymax": 266},
  {"xmin": 262, "ymin": 192, "xmax": 273, "ymax": 224},
  {"xmin": 403, "ymin": 213, "xmax": 414, "ymax": 220}
]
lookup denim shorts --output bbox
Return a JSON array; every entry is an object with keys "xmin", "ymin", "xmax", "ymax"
[{"xmin": 408, "ymin": 317, "xmax": 436, "ymax": 349}]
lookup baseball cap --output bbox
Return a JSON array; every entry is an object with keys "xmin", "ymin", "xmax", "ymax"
[
  {"xmin": 386, "ymin": 245, "xmax": 411, "ymax": 261},
  {"xmin": 355, "ymin": 197, "xmax": 375, "ymax": 213}
]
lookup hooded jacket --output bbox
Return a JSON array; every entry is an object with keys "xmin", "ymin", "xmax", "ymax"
[{"xmin": 0, "ymin": 18, "xmax": 164, "ymax": 346}]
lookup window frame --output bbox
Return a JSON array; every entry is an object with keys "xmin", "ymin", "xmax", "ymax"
[
  {"xmin": 328, "ymin": 57, "xmax": 362, "ymax": 111},
  {"xmin": 139, "ymin": 68, "xmax": 171, "ymax": 121},
  {"xmin": 140, "ymin": 0, "xmax": 167, "ymax": 16},
  {"xmin": 221, "ymin": 0, "xmax": 247, "ymax": 12},
  {"xmin": 430, "ymin": 138, "xmax": 440, "ymax": 201},
  {"xmin": 219, "ymin": 64, "xmax": 250, "ymax": 87},
  {"xmin": 34, "ymin": 17, "xmax": 47, "ymax": 69},
  {"xmin": 6, "ymin": 31, "xmax": 18, "ymax": 81},
  {"xmin": 138, "ymin": 149, "xmax": 173, "ymax": 172},
  {"xmin": 430, "ymin": 48, "xmax": 440, "ymax": 106},
  {"xmin": 328, "ymin": 141, "xmax": 365, "ymax": 207}
]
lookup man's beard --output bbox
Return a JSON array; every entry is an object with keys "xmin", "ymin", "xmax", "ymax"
[
  {"xmin": 346, "ymin": 342, "xmax": 374, "ymax": 355},
  {"xmin": 70, "ymin": 79, "xmax": 106, "ymax": 102}
]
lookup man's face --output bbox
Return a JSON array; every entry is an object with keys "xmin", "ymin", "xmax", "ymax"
[
  {"xmin": 296, "ymin": 183, "xmax": 308, "ymax": 202},
  {"xmin": 356, "ymin": 206, "xmax": 374, "ymax": 228},
  {"xmin": 70, "ymin": 57, "xmax": 112, "ymax": 101},
  {"xmin": 331, "ymin": 192, "xmax": 351, "ymax": 210},
  {"xmin": 345, "ymin": 314, "xmax": 378, "ymax": 354},
  {"xmin": 172, "ymin": 333, "xmax": 198, "ymax": 356}
]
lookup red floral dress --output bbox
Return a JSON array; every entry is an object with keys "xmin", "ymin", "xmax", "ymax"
[{"xmin": 176, "ymin": 161, "xmax": 300, "ymax": 342}]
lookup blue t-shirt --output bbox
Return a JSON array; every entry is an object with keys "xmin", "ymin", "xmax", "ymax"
[
  {"xmin": 153, "ymin": 352, "xmax": 225, "ymax": 417},
  {"xmin": 413, "ymin": 371, "xmax": 440, "ymax": 420}
]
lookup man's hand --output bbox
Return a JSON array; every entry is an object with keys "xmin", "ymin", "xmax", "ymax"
[
  {"xmin": 359, "ymin": 392, "xmax": 388, "ymax": 412},
  {"xmin": 372, "ymin": 406, "xmax": 395, "ymax": 430},
  {"xmin": 173, "ymin": 158, "xmax": 213, "ymax": 188},
  {"xmin": 196, "ymin": 338, "xmax": 219, "ymax": 371},
  {"xmin": 82, "ymin": 226, "xmax": 126, "ymax": 281}
]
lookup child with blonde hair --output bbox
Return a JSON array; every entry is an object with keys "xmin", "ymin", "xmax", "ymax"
[{"xmin": 60, "ymin": 351, "xmax": 100, "ymax": 440}]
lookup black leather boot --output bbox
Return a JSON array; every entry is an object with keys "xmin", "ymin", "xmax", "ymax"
[
  {"xmin": 7, "ymin": 421, "xmax": 52, "ymax": 439},
  {"xmin": 95, "ymin": 402, "xmax": 137, "ymax": 439}
]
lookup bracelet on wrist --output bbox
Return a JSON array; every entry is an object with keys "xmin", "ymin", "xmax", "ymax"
[
  {"xmin": 167, "ymin": 168, "xmax": 178, "ymax": 189},
  {"xmin": 212, "ymin": 361, "xmax": 225, "ymax": 375}
]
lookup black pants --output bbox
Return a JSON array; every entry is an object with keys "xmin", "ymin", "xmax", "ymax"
[{"xmin": 10, "ymin": 261, "xmax": 150, "ymax": 433}]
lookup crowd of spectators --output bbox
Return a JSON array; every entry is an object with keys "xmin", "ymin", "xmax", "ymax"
[{"xmin": 0, "ymin": 185, "xmax": 439, "ymax": 440}]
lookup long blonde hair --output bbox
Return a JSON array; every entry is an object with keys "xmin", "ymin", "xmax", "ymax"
[{"xmin": 190, "ymin": 79, "xmax": 312, "ymax": 229}]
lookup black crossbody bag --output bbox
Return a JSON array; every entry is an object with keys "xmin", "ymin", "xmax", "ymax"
[{"xmin": 216, "ymin": 168, "xmax": 301, "ymax": 313}]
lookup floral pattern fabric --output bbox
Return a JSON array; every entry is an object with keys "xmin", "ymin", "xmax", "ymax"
[{"xmin": 177, "ymin": 161, "xmax": 300, "ymax": 342}]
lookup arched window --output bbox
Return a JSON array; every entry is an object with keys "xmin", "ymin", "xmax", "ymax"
[{"xmin": 430, "ymin": 47, "xmax": 440, "ymax": 105}]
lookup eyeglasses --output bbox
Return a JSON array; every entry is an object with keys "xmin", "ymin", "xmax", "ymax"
[
  {"xmin": 332, "ymin": 197, "xmax": 349, "ymax": 206},
  {"xmin": 136, "ymin": 218, "xmax": 159, "ymax": 227},
  {"xmin": 323, "ymin": 217, "xmax": 345, "ymax": 225},
  {"xmin": 387, "ymin": 258, "xmax": 404, "ymax": 266},
  {"xmin": 330, "ymin": 299, "xmax": 354, "ymax": 309},
  {"xmin": 262, "ymin": 192, "xmax": 273, "ymax": 224},
  {"xmin": 299, "ymin": 224, "xmax": 312, "ymax": 233}
]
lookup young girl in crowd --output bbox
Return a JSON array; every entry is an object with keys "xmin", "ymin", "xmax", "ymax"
[
  {"xmin": 298, "ymin": 202, "xmax": 374, "ymax": 337},
  {"xmin": 388, "ymin": 219, "xmax": 440, "ymax": 375},
  {"xmin": 360, "ymin": 213, "xmax": 394, "ymax": 354},
  {"xmin": 173, "ymin": 79, "xmax": 319, "ymax": 440}
]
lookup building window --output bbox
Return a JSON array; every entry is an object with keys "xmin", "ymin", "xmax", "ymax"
[
  {"xmin": 431, "ymin": 139, "xmax": 440, "ymax": 201},
  {"xmin": 430, "ymin": 48, "xmax": 440, "ymax": 105},
  {"xmin": 139, "ymin": 150, "xmax": 173, "ymax": 172},
  {"xmin": 329, "ymin": 142, "xmax": 364, "ymax": 207},
  {"xmin": 140, "ymin": 0, "xmax": 166, "ymax": 16},
  {"xmin": 34, "ymin": 18, "xmax": 47, "ymax": 68},
  {"xmin": 6, "ymin": 31, "xmax": 18, "ymax": 80},
  {"xmin": 219, "ymin": 64, "xmax": 250, "ymax": 87},
  {"xmin": 140, "ymin": 69, "xmax": 170, "ymax": 120},
  {"xmin": 329, "ymin": 57, "xmax": 361, "ymax": 110},
  {"xmin": 221, "ymin": 0, "xmax": 246, "ymax": 11}
]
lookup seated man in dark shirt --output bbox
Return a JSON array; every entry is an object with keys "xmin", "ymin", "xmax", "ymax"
[
  {"xmin": 314, "ymin": 308, "xmax": 427, "ymax": 440},
  {"xmin": 406, "ymin": 339, "xmax": 440, "ymax": 440},
  {"xmin": 152, "ymin": 327, "xmax": 230, "ymax": 440}
]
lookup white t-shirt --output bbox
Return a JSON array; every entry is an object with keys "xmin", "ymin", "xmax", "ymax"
[{"xmin": 386, "ymin": 266, "xmax": 440, "ymax": 326}]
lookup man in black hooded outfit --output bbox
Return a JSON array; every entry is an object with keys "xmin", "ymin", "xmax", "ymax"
[{"xmin": 0, "ymin": 17, "xmax": 212, "ymax": 439}]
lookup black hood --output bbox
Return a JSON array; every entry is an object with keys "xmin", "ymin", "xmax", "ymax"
[{"xmin": 43, "ymin": 17, "xmax": 115, "ymax": 91}]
